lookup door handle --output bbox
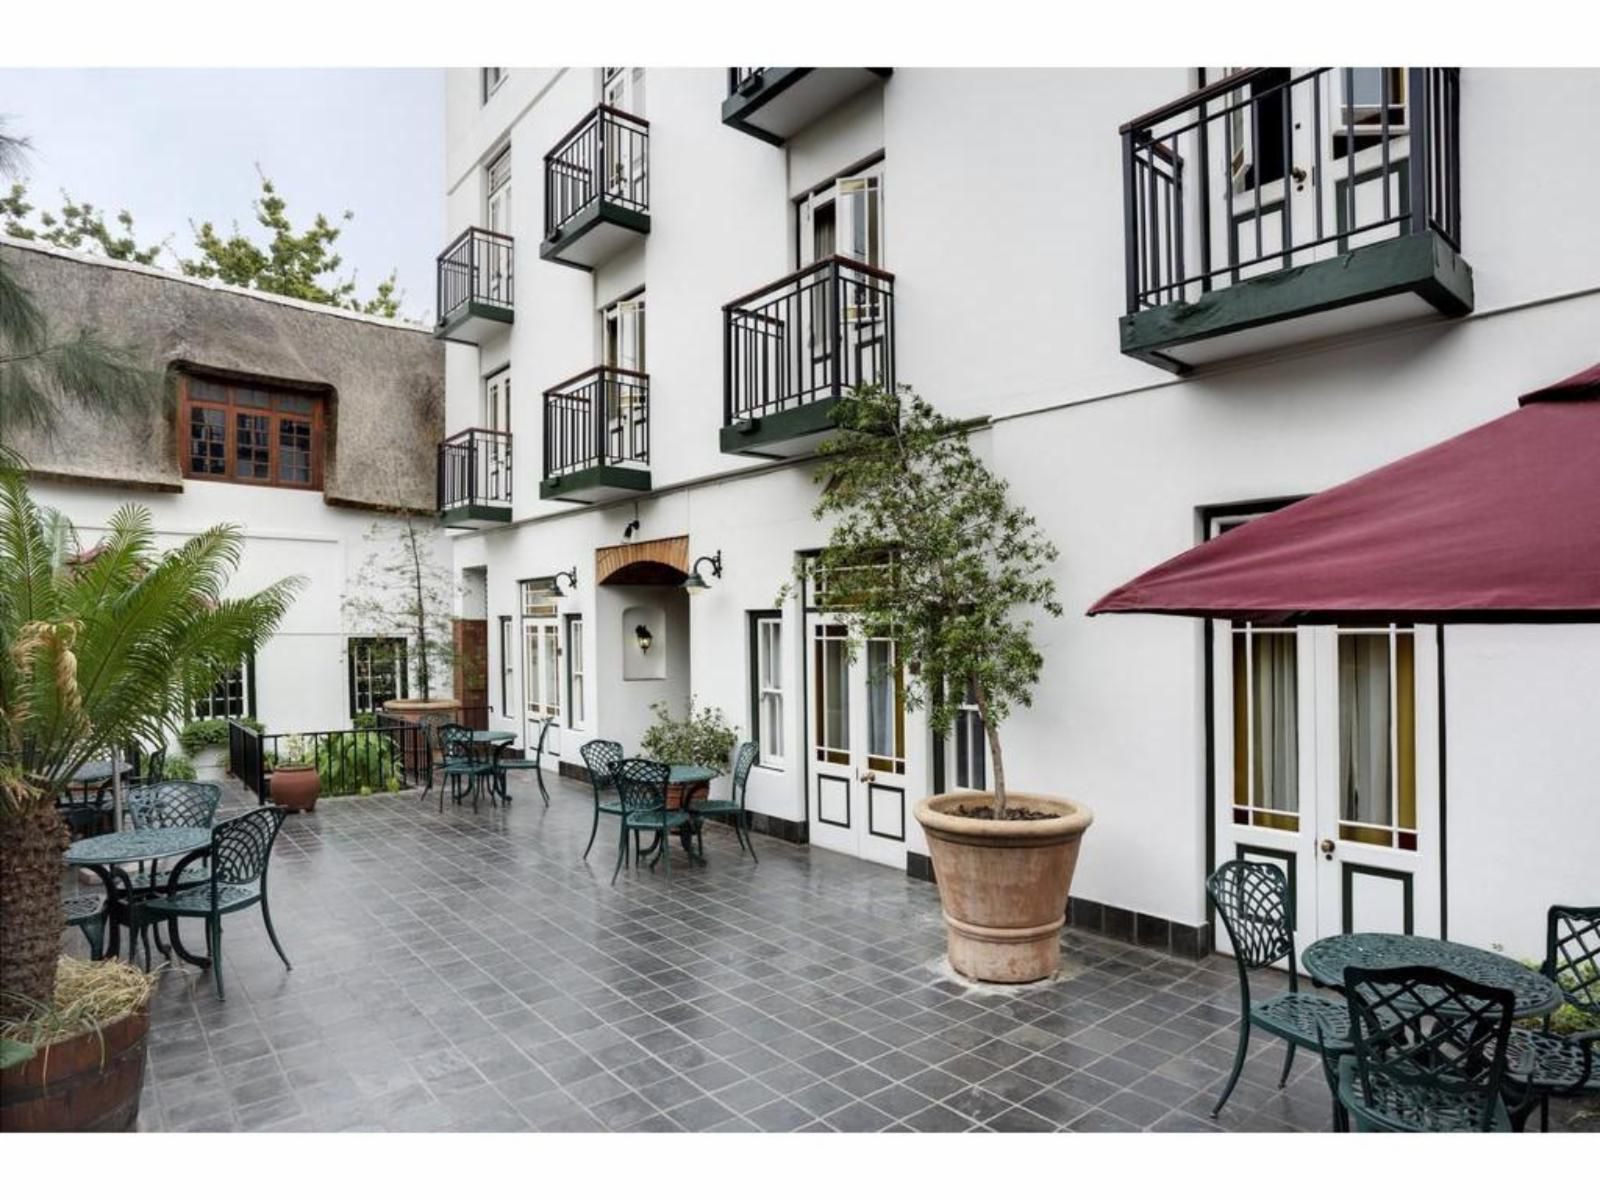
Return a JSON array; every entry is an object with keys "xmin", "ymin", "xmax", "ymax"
[
  {"xmin": 1319, "ymin": 838, "xmax": 1335, "ymax": 860},
  {"xmin": 857, "ymin": 769, "xmax": 876, "ymax": 783}
]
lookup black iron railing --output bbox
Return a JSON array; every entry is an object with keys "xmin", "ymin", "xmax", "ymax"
[
  {"xmin": 1121, "ymin": 67, "xmax": 1461, "ymax": 312},
  {"xmin": 542, "ymin": 367, "xmax": 650, "ymax": 479},
  {"xmin": 724, "ymin": 256, "xmax": 896, "ymax": 424},
  {"xmin": 230, "ymin": 717, "xmax": 432, "ymax": 802},
  {"xmin": 729, "ymin": 68, "xmax": 769, "ymax": 94},
  {"xmin": 544, "ymin": 105, "xmax": 650, "ymax": 239},
  {"xmin": 436, "ymin": 227, "xmax": 515, "ymax": 323},
  {"xmin": 437, "ymin": 428, "xmax": 513, "ymax": 513}
]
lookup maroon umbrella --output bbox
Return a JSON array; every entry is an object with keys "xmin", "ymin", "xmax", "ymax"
[{"xmin": 1088, "ymin": 363, "xmax": 1600, "ymax": 624}]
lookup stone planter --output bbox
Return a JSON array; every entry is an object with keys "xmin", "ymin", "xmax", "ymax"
[
  {"xmin": 914, "ymin": 792, "xmax": 1094, "ymax": 984},
  {"xmin": 192, "ymin": 745, "xmax": 227, "ymax": 782},
  {"xmin": 270, "ymin": 763, "xmax": 320, "ymax": 812},
  {"xmin": 382, "ymin": 698, "xmax": 461, "ymax": 770},
  {"xmin": 0, "ymin": 1004, "xmax": 150, "ymax": 1132}
]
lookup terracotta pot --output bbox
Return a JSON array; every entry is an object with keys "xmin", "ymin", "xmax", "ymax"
[
  {"xmin": 383, "ymin": 698, "xmax": 461, "ymax": 769},
  {"xmin": 0, "ymin": 1004, "xmax": 150, "ymax": 1132},
  {"xmin": 914, "ymin": 792, "xmax": 1094, "ymax": 985},
  {"xmin": 270, "ymin": 764, "xmax": 320, "ymax": 812}
]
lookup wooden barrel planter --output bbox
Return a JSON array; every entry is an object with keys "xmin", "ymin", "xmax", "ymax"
[{"xmin": 0, "ymin": 1005, "xmax": 150, "ymax": 1132}]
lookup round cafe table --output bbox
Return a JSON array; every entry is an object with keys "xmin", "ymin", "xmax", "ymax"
[
  {"xmin": 473, "ymin": 730, "xmax": 517, "ymax": 799},
  {"xmin": 64, "ymin": 827, "xmax": 213, "ymax": 963},
  {"xmin": 1303, "ymin": 932, "xmax": 1561, "ymax": 1019}
]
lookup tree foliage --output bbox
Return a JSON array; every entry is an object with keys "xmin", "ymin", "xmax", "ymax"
[
  {"xmin": 798, "ymin": 384, "xmax": 1063, "ymax": 813},
  {"xmin": 1, "ymin": 183, "xmax": 164, "ymax": 264},
  {"xmin": 343, "ymin": 515, "xmax": 458, "ymax": 702}
]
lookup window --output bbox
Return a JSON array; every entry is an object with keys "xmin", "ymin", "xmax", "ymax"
[
  {"xmin": 1231, "ymin": 624, "xmax": 1300, "ymax": 832},
  {"xmin": 865, "ymin": 637, "xmax": 904, "ymax": 774},
  {"xmin": 1337, "ymin": 626, "xmax": 1418, "ymax": 850},
  {"xmin": 348, "ymin": 637, "xmax": 407, "ymax": 717},
  {"xmin": 1226, "ymin": 68, "xmax": 1292, "ymax": 194},
  {"xmin": 194, "ymin": 656, "xmax": 255, "ymax": 720},
  {"xmin": 749, "ymin": 612, "xmax": 784, "ymax": 768},
  {"xmin": 498, "ymin": 616, "xmax": 513, "ymax": 714},
  {"xmin": 486, "ymin": 145, "xmax": 512, "ymax": 236},
  {"xmin": 566, "ymin": 614, "xmax": 585, "ymax": 727},
  {"xmin": 813, "ymin": 623, "xmax": 850, "ymax": 766},
  {"xmin": 482, "ymin": 68, "xmax": 508, "ymax": 103},
  {"xmin": 953, "ymin": 678, "xmax": 987, "ymax": 791},
  {"xmin": 181, "ymin": 373, "xmax": 325, "ymax": 490},
  {"xmin": 601, "ymin": 67, "xmax": 644, "ymax": 116}
]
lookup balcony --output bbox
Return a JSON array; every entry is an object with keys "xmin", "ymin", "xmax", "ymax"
[
  {"xmin": 721, "ymin": 256, "xmax": 896, "ymax": 458},
  {"xmin": 1119, "ymin": 68, "xmax": 1472, "ymax": 373},
  {"xmin": 434, "ymin": 228, "xmax": 514, "ymax": 344},
  {"xmin": 540, "ymin": 367, "xmax": 651, "ymax": 502},
  {"xmin": 540, "ymin": 106, "xmax": 650, "ymax": 271},
  {"xmin": 721, "ymin": 68, "xmax": 893, "ymax": 145},
  {"xmin": 437, "ymin": 428, "xmax": 513, "ymax": 528}
]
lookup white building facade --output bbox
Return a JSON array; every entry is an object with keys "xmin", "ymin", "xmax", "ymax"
[{"xmin": 438, "ymin": 67, "xmax": 1599, "ymax": 961}]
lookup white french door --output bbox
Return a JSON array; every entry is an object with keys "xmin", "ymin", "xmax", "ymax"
[
  {"xmin": 806, "ymin": 613, "xmax": 922, "ymax": 869},
  {"xmin": 484, "ymin": 146, "xmax": 512, "ymax": 302},
  {"xmin": 1213, "ymin": 616, "xmax": 1441, "ymax": 959},
  {"xmin": 482, "ymin": 368, "xmax": 511, "ymax": 496},
  {"xmin": 521, "ymin": 617, "xmax": 561, "ymax": 757},
  {"xmin": 602, "ymin": 296, "xmax": 646, "ymax": 465}
]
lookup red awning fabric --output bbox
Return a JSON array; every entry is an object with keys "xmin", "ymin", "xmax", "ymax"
[{"xmin": 1088, "ymin": 364, "xmax": 1600, "ymax": 624}]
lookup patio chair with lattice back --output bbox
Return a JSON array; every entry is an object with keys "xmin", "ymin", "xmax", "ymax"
[
  {"xmin": 495, "ymin": 718, "xmax": 552, "ymax": 807},
  {"xmin": 688, "ymin": 741, "xmax": 759, "ymax": 861},
  {"xmin": 1336, "ymin": 964, "xmax": 1517, "ymax": 1131},
  {"xmin": 580, "ymin": 738, "xmax": 625, "ymax": 861},
  {"xmin": 1205, "ymin": 859, "xmax": 1352, "ymax": 1119},
  {"xmin": 116, "ymin": 781, "xmax": 224, "ymax": 960},
  {"xmin": 612, "ymin": 758, "xmax": 692, "ymax": 885},
  {"xmin": 437, "ymin": 722, "xmax": 494, "ymax": 813},
  {"xmin": 130, "ymin": 806, "xmax": 292, "ymax": 1000},
  {"xmin": 1506, "ymin": 903, "xmax": 1599, "ymax": 1131}
]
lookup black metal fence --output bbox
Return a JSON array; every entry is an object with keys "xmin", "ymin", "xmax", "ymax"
[
  {"xmin": 542, "ymin": 366, "xmax": 650, "ymax": 479},
  {"xmin": 544, "ymin": 105, "xmax": 650, "ymax": 238},
  {"xmin": 438, "ymin": 428, "xmax": 513, "ymax": 513},
  {"xmin": 724, "ymin": 256, "xmax": 896, "ymax": 424},
  {"xmin": 229, "ymin": 716, "xmax": 432, "ymax": 803},
  {"xmin": 436, "ymin": 227, "xmax": 515, "ymax": 322},
  {"xmin": 1121, "ymin": 67, "xmax": 1461, "ymax": 312}
]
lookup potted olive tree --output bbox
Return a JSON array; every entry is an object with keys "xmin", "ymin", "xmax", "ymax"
[
  {"xmin": 0, "ymin": 471, "xmax": 299, "ymax": 1129},
  {"xmin": 800, "ymin": 384, "xmax": 1091, "ymax": 984}
]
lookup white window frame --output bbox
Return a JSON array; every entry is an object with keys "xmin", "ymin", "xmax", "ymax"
[
  {"xmin": 754, "ymin": 614, "xmax": 784, "ymax": 769},
  {"xmin": 482, "ymin": 68, "xmax": 508, "ymax": 103},
  {"xmin": 566, "ymin": 614, "xmax": 586, "ymax": 729},
  {"xmin": 485, "ymin": 145, "xmax": 512, "ymax": 234}
]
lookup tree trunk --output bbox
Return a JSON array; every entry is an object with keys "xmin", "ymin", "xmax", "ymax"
[
  {"xmin": 970, "ymin": 674, "xmax": 1008, "ymax": 816},
  {"xmin": 406, "ymin": 519, "xmax": 431, "ymax": 701},
  {"xmin": 0, "ymin": 799, "xmax": 69, "ymax": 1021}
]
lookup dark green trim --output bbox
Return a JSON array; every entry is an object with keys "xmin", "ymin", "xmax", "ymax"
[
  {"xmin": 1066, "ymin": 898, "xmax": 1213, "ymax": 961},
  {"xmin": 1236, "ymin": 842, "xmax": 1299, "ymax": 926},
  {"xmin": 440, "ymin": 502, "xmax": 512, "ymax": 528},
  {"xmin": 906, "ymin": 851, "xmax": 936, "ymax": 884},
  {"xmin": 720, "ymin": 395, "xmax": 841, "ymax": 457},
  {"xmin": 434, "ymin": 299, "xmax": 514, "ymax": 344},
  {"xmin": 1120, "ymin": 231, "xmax": 1474, "ymax": 373},
  {"xmin": 721, "ymin": 68, "xmax": 893, "ymax": 145},
  {"xmin": 1341, "ymin": 862, "xmax": 1415, "ymax": 935},
  {"xmin": 539, "ymin": 464, "xmax": 651, "ymax": 503},
  {"xmin": 538, "ymin": 201, "xmax": 651, "ymax": 271}
]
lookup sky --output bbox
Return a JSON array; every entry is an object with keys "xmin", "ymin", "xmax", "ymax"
[{"xmin": 0, "ymin": 69, "xmax": 444, "ymax": 323}]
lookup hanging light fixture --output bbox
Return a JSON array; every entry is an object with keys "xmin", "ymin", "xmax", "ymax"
[
  {"xmin": 553, "ymin": 566, "xmax": 578, "ymax": 595},
  {"xmin": 683, "ymin": 550, "xmax": 723, "ymax": 594},
  {"xmin": 634, "ymin": 623, "xmax": 654, "ymax": 654}
]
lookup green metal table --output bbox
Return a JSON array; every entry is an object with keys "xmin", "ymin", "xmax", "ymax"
[
  {"xmin": 474, "ymin": 730, "xmax": 517, "ymax": 800},
  {"xmin": 641, "ymin": 765, "xmax": 720, "ymax": 865},
  {"xmin": 1303, "ymin": 933, "xmax": 1561, "ymax": 1019},
  {"xmin": 65, "ymin": 827, "xmax": 212, "ymax": 963}
]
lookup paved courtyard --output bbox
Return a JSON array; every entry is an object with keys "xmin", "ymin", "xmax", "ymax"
[{"xmin": 74, "ymin": 773, "xmax": 1584, "ymax": 1133}]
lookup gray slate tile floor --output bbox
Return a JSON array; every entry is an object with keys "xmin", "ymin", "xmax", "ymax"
[{"xmin": 69, "ymin": 774, "xmax": 1588, "ymax": 1133}]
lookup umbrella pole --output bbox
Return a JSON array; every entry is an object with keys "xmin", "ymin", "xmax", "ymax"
[
  {"xmin": 111, "ymin": 744, "xmax": 124, "ymax": 832},
  {"xmin": 1437, "ymin": 625, "xmax": 1448, "ymax": 942}
]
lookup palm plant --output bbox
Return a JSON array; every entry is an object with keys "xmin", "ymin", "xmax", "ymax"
[{"xmin": 0, "ymin": 469, "xmax": 302, "ymax": 1017}]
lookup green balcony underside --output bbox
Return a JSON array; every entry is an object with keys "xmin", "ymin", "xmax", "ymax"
[
  {"xmin": 1120, "ymin": 231, "xmax": 1475, "ymax": 373},
  {"xmin": 439, "ymin": 502, "xmax": 512, "ymax": 529},
  {"xmin": 721, "ymin": 69, "xmax": 893, "ymax": 145},
  {"xmin": 540, "ymin": 464, "xmax": 652, "ymax": 503},
  {"xmin": 539, "ymin": 202, "xmax": 651, "ymax": 271},
  {"xmin": 434, "ymin": 299, "xmax": 514, "ymax": 345},
  {"xmin": 720, "ymin": 396, "xmax": 842, "ymax": 459}
]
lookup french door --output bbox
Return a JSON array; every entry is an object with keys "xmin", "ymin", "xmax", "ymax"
[
  {"xmin": 806, "ymin": 613, "xmax": 922, "ymax": 869},
  {"xmin": 482, "ymin": 367, "xmax": 511, "ymax": 498},
  {"xmin": 799, "ymin": 167, "xmax": 887, "ymax": 390},
  {"xmin": 1212, "ymin": 618, "xmax": 1441, "ymax": 959},
  {"xmin": 602, "ymin": 296, "xmax": 646, "ymax": 465},
  {"xmin": 521, "ymin": 617, "xmax": 561, "ymax": 757},
  {"xmin": 484, "ymin": 146, "xmax": 512, "ymax": 302}
]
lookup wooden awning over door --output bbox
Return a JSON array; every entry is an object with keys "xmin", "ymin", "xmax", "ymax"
[{"xmin": 595, "ymin": 535, "xmax": 690, "ymax": 586}]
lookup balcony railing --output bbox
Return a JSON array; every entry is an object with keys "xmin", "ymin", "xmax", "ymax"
[
  {"xmin": 1121, "ymin": 67, "xmax": 1461, "ymax": 314},
  {"xmin": 437, "ymin": 428, "xmax": 512, "ymax": 521},
  {"xmin": 435, "ymin": 227, "xmax": 514, "ymax": 326},
  {"xmin": 542, "ymin": 367, "xmax": 650, "ymax": 480},
  {"xmin": 724, "ymin": 256, "xmax": 896, "ymax": 425},
  {"xmin": 544, "ymin": 105, "xmax": 650, "ymax": 242}
]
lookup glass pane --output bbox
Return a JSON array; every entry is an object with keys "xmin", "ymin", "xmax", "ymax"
[
  {"xmin": 274, "ymin": 392, "xmax": 315, "ymax": 415},
  {"xmin": 235, "ymin": 413, "xmax": 270, "ymax": 479},
  {"xmin": 542, "ymin": 627, "xmax": 559, "ymax": 717},
  {"xmin": 234, "ymin": 387, "xmax": 271, "ymax": 409},
  {"xmin": 1250, "ymin": 633, "xmax": 1299, "ymax": 817},
  {"xmin": 814, "ymin": 627, "xmax": 849, "ymax": 763},
  {"xmin": 278, "ymin": 418, "xmax": 312, "ymax": 483},
  {"xmin": 189, "ymin": 377, "xmax": 227, "ymax": 402},
  {"xmin": 1339, "ymin": 634, "xmax": 1392, "ymax": 840},
  {"xmin": 761, "ymin": 693, "xmax": 783, "ymax": 760},
  {"xmin": 189, "ymin": 407, "xmax": 226, "ymax": 474}
]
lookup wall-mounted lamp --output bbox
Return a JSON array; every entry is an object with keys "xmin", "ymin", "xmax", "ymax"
[
  {"xmin": 683, "ymin": 550, "xmax": 724, "ymax": 594},
  {"xmin": 634, "ymin": 623, "xmax": 654, "ymax": 654},
  {"xmin": 553, "ymin": 566, "xmax": 578, "ymax": 595}
]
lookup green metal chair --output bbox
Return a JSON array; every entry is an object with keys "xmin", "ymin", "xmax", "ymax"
[
  {"xmin": 580, "ymin": 738, "xmax": 625, "ymax": 861},
  {"xmin": 438, "ymin": 722, "xmax": 494, "ymax": 812},
  {"xmin": 63, "ymin": 894, "xmax": 107, "ymax": 960},
  {"xmin": 1205, "ymin": 859, "xmax": 1352, "ymax": 1118},
  {"xmin": 120, "ymin": 780, "xmax": 223, "ymax": 960},
  {"xmin": 131, "ymin": 806, "xmax": 291, "ymax": 1000},
  {"xmin": 612, "ymin": 758, "xmax": 692, "ymax": 885},
  {"xmin": 494, "ymin": 718, "xmax": 552, "ymax": 807},
  {"xmin": 688, "ymin": 741, "xmax": 759, "ymax": 860},
  {"xmin": 1336, "ymin": 964, "xmax": 1517, "ymax": 1132},
  {"xmin": 1507, "ymin": 904, "xmax": 1599, "ymax": 1131}
]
